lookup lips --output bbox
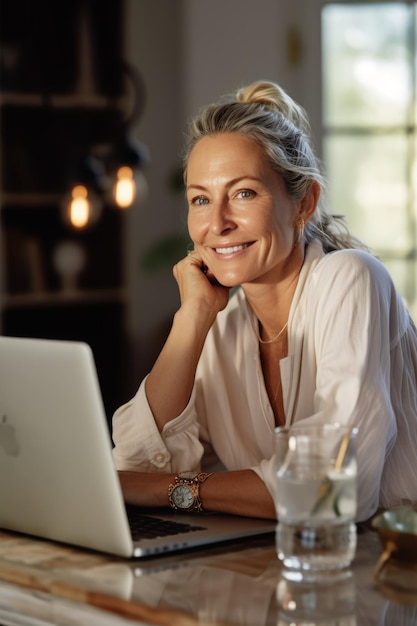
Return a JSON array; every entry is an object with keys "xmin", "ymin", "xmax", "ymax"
[{"xmin": 214, "ymin": 243, "xmax": 251, "ymax": 255}]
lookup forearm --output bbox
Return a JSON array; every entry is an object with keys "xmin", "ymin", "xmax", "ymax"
[
  {"xmin": 200, "ymin": 470, "xmax": 276, "ymax": 519},
  {"xmin": 145, "ymin": 304, "xmax": 216, "ymax": 431},
  {"xmin": 119, "ymin": 469, "xmax": 277, "ymax": 520}
]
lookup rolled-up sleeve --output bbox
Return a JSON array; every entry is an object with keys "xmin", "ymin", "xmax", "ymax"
[{"xmin": 112, "ymin": 376, "xmax": 204, "ymax": 473}]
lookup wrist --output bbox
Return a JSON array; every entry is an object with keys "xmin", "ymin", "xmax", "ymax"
[
  {"xmin": 175, "ymin": 302, "xmax": 218, "ymax": 334},
  {"xmin": 168, "ymin": 471, "xmax": 213, "ymax": 512},
  {"xmin": 155, "ymin": 473, "xmax": 176, "ymax": 508}
]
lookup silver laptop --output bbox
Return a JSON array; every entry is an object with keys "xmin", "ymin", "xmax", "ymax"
[{"xmin": 0, "ymin": 336, "xmax": 275, "ymax": 558}]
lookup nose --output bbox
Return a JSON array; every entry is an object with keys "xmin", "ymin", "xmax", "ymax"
[{"xmin": 209, "ymin": 198, "xmax": 237, "ymax": 236}]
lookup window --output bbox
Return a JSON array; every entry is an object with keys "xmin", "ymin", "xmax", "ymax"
[{"xmin": 321, "ymin": 1, "xmax": 417, "ymax": 314}]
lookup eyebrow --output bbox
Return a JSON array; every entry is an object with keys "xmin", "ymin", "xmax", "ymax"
[{"xmin": 186, "ymin": 175, "xmax": 264, "ymax": 193}]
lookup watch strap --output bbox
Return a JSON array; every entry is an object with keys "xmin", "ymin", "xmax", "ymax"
[{"xmin": 168, "ymin": 471, "xmax": 213, "ymax": 512}]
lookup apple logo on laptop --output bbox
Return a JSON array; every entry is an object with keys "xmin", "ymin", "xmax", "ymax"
[{"xmin": 0, "ymin": 415, "xmax": 20, "ymax": 456}]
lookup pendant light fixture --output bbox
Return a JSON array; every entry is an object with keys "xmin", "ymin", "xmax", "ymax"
[
  {"xmin": 62, "ymin": 61, "xmax": 148, "ymax": 229},
  {"xmin": 61, "ymin": 155, "xmax": 104, "ymax": 230},
  {"xmin": 110, "ymin": 62, "xmax": 149, "ymax": 209},
  {"xmin": 111, "ymin": 135, "xmax": 149, "ymax": 209}
]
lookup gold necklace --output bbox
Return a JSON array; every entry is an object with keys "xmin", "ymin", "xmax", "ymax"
[{"xmin": 257, "ymin": 321, "xmax": 288, "ymax": 345}]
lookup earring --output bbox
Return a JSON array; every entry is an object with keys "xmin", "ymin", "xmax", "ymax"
[{"xmin": 295, "ymin": 217, "xmax": 305, "ymax": 245}]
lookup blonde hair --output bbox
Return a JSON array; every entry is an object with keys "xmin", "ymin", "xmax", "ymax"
[{"xmin": 184, "ymin": 80, "xmax": 367, "ymax": 253}]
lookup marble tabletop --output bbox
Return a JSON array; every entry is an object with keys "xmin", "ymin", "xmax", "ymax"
[{"xmin": 0, "ymin": 525, "xmax": 416, "ymax": 626}]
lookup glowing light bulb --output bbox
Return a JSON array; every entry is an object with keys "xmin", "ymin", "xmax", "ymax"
[
  {"xmin": 114, "ymin": 166, "xmax": 136, "ymax": 208},
  {"xmin": 61, "ymin": 184, "xmax": 102, "ymax": 230},
  {"xmin": 69, "ymin": 185, "xmax": 90, "ymax": 228}
]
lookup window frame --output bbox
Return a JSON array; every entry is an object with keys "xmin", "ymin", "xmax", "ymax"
[{"xmin": 297, "ymin": 0, "xmax": 417, "ymax": 313}]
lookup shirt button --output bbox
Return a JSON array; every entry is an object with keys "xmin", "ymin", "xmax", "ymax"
[{"xmin": 153, "ymin": 452, "xmax": 166, "ymax": 467}]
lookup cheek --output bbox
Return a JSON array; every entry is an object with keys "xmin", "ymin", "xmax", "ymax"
[{"xmin": 187, "ymin": 212, "xmax": 205, "ymax": 243}]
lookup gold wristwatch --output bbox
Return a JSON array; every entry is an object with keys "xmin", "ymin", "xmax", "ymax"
[{"xmin": 168, "ymin": 471, "xmax": 213, "ymax": 512}]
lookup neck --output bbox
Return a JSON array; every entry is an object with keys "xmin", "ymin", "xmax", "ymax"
[{"xmin": 243, "ymin": 248, "xmax": 304, "ymax": 338}]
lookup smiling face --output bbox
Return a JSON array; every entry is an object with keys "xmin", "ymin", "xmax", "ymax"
[{"xmin": 186, "ymin": 132, "xmax": 305, "ymax": 288}]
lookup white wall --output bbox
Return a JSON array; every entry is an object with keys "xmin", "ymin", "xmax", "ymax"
[
  {"xmin": 181, "ymin": 0, "xmax": 323, "ymax": 143},
  {"xmin": 182, "ymin": 0, "xmax": 290, "ymax": 117},
  {"xmin": 124, "ymin": 0, "xmax": 322, "ymax": 382}
]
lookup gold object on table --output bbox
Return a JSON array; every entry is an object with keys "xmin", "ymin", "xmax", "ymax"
[{"xmin": 372, "ymin": 506, "xmax": 417, "ymax": 606}]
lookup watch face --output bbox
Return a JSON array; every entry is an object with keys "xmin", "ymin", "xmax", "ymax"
[{"xmin": 172, "ymin": 485, "xmax": 194, "ymax": 509}]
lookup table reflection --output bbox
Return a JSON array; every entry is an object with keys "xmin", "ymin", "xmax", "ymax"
[
  {"xmin": 277, "ymin": 574, "xmax": 356, "ymax": 625},
  {"xmin": 122, "ymin": 539, "xmax": 417, "ymax": 626},
  {"xmin": 134, "ymin": 545, "xmax": 416, "ymax": 625},
  {"xmin": 129, "ymin": 547, "xmax": 279, "ymax": 625},
  {"xmin": 0, "ymin": 530, "xmax": 416, "ymax": 626}
]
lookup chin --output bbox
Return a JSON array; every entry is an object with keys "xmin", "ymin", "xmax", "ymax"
[{"xmin": 216, "ymin": 275, "xmax": 243, "ymax": 288}]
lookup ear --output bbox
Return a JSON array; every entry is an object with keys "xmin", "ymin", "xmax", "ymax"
[{"xmin": 299, "ymin": 180, "xmax": 320, "ymax": 224}]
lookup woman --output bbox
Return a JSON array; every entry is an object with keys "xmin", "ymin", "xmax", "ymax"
[{"xmin": 112, "ymin": 80, "xmax": 417, "ymax": 522}]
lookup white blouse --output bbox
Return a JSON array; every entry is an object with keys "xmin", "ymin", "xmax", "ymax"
[{"xmin": 112, "ymin": 240, "xmax": 417, "ymax": 521}]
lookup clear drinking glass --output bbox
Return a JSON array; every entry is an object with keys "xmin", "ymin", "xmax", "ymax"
[{"xmin": 275, "ymin": 423, "xmax": 358, "ymax": 582}]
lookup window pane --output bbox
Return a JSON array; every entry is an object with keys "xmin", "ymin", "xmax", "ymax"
[
  {"xmin": 322, "ymin": 3, "xmax": 413, "ymax": 127},
  {"xmin": 324, "ymin": 134, "xmax": 412, "ymax": 252}
]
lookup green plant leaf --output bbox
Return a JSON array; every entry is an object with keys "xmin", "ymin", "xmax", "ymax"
[{"xmin": 141, "ymin": 232, "xmax": 192, "ymax": 271}]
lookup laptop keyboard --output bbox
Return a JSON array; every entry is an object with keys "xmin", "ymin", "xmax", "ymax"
[{"xmin": 126, "ymin": 507, "xmax": 207, "ymax": 541}]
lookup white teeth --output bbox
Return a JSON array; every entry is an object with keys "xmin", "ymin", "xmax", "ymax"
[{"xmin": 216, "ymin": 244, "xmax": 248, "ymax": 254}]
